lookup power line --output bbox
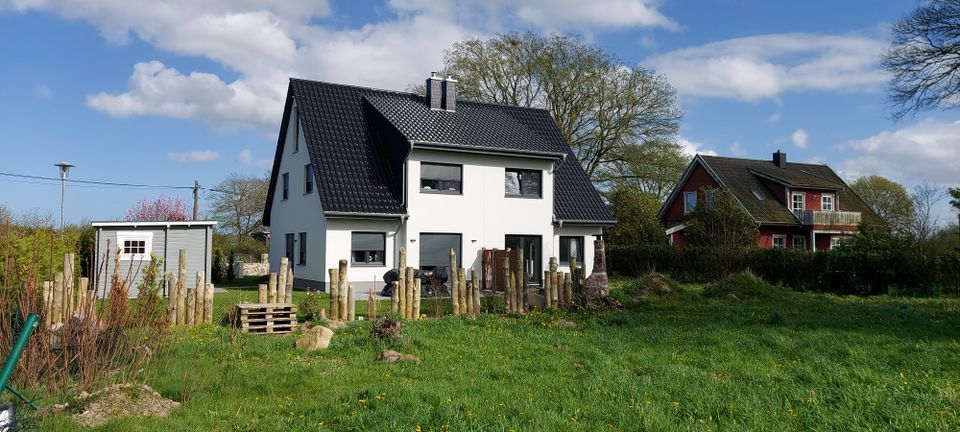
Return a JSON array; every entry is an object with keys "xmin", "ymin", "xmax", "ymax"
[{"xmin": 0, "ymin": 172, "xmax": 194, "ymax": 190}]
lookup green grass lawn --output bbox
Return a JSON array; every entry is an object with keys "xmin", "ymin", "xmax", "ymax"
[{"xmin": 32, "ymin": 277, "xmax": 960, "ymax": 431}]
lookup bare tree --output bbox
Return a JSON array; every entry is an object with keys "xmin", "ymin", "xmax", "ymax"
[
  {"xmin": 440, "ymin": 33, "xmax": 683, "ymax": 189},
  {"xmin": 909, "ymin": 182, "xmax": 946, "ymax": 250},
  {"xmin": 209, "ymin": 173, "xmax": 269, "ymax": 248},
  {"xmin": 882, "ymin": 0, "xmax": 960, "ymax": 119}
]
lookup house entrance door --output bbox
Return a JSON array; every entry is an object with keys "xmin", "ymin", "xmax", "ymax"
[{"xmin": 504, "ymin": 235, "xmax": 541, "ymax": 285}]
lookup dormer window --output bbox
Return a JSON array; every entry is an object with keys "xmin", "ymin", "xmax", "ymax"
[{"xmin": 421, "ymin": 162, "xmax": 462, "ymax": 194}]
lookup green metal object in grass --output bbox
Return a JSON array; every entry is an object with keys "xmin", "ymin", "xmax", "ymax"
[{"xmin": 0, "ymin": 313, "xmax": 38, "ymax": 409}]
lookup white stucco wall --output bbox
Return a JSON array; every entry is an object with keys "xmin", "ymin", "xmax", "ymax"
[
  {"xmin": 403, "ymin": 148, "xmax": 561, "ymax": 277},
  {"xmin": 324, "ymin": 218, "xmax": 401, "ymax": 286},
  {"xmin": 269, "ymin": 103, "xmax": 328, "ymax": 286}
]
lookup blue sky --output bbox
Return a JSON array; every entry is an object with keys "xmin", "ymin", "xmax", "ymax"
[{"xmin": 1, "ymin": 0, "xmax": 958, "ymax": 224}]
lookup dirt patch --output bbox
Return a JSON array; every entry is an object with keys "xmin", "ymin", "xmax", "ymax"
[
  {"xmin": 73, "ymin": 384, "xmax": 179, "ymax": 427},
  {"xmin": 376, "ymin": 350, "xmax": 420, "ymax": 363},
  {"xmin": 551, "ymin": 319, "xmax": 577, "ymax": 328}
]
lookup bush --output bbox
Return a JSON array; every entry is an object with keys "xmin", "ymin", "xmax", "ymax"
[
  {"xmin": 298, "ymin": 291, "xmax": 325, "ymax": 321},
  {"xmin": 623, "ymin": 272, "xmax": 685, "ymax": 299},
  {"xmin": 702, "ymin": 271, "xmax": 786, "ymax": 300},
  {"xmin": 370, "ymin": 314, "xmax": 403, "ymax": 340}
]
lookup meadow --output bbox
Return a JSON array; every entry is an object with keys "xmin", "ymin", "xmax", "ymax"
[{"xmin": 30, "ymin": 276, "xmax": 960, "ymax": 431}]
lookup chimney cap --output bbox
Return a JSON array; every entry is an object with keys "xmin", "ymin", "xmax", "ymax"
[
  {"xmin": 444, "ymin": 73, "xmax": 457, "ymax": 82},
  {"xmin": 429, "ymin": 71, "xmax": 442, "ymax": 79}
]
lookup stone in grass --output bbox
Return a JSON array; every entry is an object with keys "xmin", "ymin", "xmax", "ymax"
[
  {"xmin": 297, "ymin": 325, "xmax": 334, "ymax": 351},
  {"xmin": 73, "ymin": 384, "xmax": 179, "ymax": 428},
  {"xmin": 376, "ymin": 350, "xmax": 420, "ymax": 363}
]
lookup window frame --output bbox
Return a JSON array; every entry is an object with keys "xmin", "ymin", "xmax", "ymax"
[
  {"xmin": 420, "ymin": 162, "xmax": 463, "ymax": 195},
  {"xmin": 558, "ymin": 236, "xmax": 584, "ymax": 267},
  {"xmin": 772, "ymin": 234, "xmax": 786, "ymax": 249},
  {"xmin": 284, "ymin": 233, "xmax": 295, "ymax": 263},
  {"xmin": 791, "ymin": 192, "xmax": 805, "ymax": 212},
  {"xmin": 792, "ymin": 235, "xmax": 806, "ymax": 250},
  {"xmin": 298, "ymin": 232, "xmax": 307, "ymax": 266},
  {"xmin": 504, "ymin": 168, "xmax": 543, "ymax": 199},
  {"xmin": 304, "ymin": 164, "xmax": 314, "ymax": 195},
  {"xmin": 116, "ymin": 231, "xmax": 153, "ymax": 261},
  {"xmin": 351, "ymin": 232, "xmax": 386, "ymax": 267},
  {"xmin": 830, "ymin": 236, "xmax": 843, "ymax": 250},
  {"xmin": 683, "ymin": 191, "xmax": 697, "ymax": 215},
  {"xmin": 282, "ymin": 172, "xmax": 290, "ymax": 200},
  {"xmin": 821, "ymin": 193, "xmax": 834, "ymax": 211}
]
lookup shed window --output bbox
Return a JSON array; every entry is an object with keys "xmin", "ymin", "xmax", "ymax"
[
  {"xmin": 116, "ymin": 231, "xmax": 153, "ymax": 261},
  {"xmin": 352, "ymin": 232, "xmax": 385, "ymax": 266},
  {"xmin": 421, "ymin": 162, "xmax": 462, "ymax": 194},
  {"xmin": 505, "ymin": 169, "xmax": 542, "ymax": 198}
]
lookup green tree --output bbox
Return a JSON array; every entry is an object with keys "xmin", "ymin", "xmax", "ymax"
[
  {"xmin": 438, "ymin": 32, "xmax": 683, "ymax": 191},
  {"xmin": 209, "ymin": 173, "xmax": 269, "ymax": 251},
  {"xmin": 685, "ymin": 188, "xmax": 758, "ymax": 249},
  {"xmin": 949, "ymin": 187, "xmax": 960, "ymax": 211},
  {"xmin": 883, "ymin": 0, "xmax": 960, "ymax": 119},
  {"xmin": 605, "ymin": 184, "xmax": 665, "ymax": 248},
  {"xmin": 850, "ymin": 176, "xmax": 914, "ymax": 233}
]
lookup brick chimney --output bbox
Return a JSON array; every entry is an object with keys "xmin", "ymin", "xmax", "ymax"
[
  {"xmin": 425, "ymin": 72, "xmax": 443, "ymax": 110},
  {"xmin": 773, "ymin": 150, "xmax": 787, "ymax": 168},
  {"xmin": 442, "ymin": 74, "xmax": 457, "ymax": 111}
]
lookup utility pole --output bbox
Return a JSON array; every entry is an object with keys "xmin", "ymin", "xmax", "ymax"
[
  {"xmin": 54, "ymin": 162, "xmax": 74, "ymax": 240},
  {"xmin": 193, "ymin": 179, "xmax": 200, "ymax": 221}
]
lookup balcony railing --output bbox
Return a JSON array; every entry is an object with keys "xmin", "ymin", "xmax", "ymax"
[{"xmin": 795, "ymin": 210, "xmax": 861, "ymax": 226}]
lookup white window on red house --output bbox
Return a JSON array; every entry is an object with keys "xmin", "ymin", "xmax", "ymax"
[
  {"xmin": 684, "ymin": 191, "xmax": 697, "ymax": 215},
  {"xmin": 821, "ymin": 194, "xmax": 834, "ymax": 211},
  {"xmin": 792, "ymin": 235, "xmax": 805, "ymax": 250},
  {"xmin": 791, "ymin": 193, "xmax": 805, "ymax": 212},
  {"xmin": 772, "ymin": 235, "xmax": 786, "ymax": 249},
  {"xmin": 830, "ymin": 236, "xmax": 843, "ymax": 250}
]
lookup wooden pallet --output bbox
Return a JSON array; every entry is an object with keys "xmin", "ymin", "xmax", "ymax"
[{"xmin": 236, "ymin": 303, "xmax": 298, "ymax": 334}]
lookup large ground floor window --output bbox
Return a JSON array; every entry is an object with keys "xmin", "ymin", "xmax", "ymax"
[
  {"xmin": 352, "ymin": 232, "xmax": 386, "ymax": 266},
  {"xmin": 505, "ymin": 235, "xmax": 541, "ymax": 285},
  {"xmin": 420, "ymin": 233, "xmax": 461, "ymax": 276}
]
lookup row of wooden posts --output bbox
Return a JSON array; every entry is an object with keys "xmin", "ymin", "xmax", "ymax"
[
  {"xmin": 328, "ymin": 259, "xmax": 356, "ymax": 321},
  {"xmin": 449, "ymin": 248, "xmax": 482, "ymax": 316},
  {"xmin": 256, "ymin": 257, "xmax": 295, "ymax": 304},
  {"xmin": 41, "ymin": 253, "xmax": 95, "ymax": 327},
  {"xmin": 391, "ymin": 247, "xmax": 423, "ymax": 320},
  {"xmin": 166, "ymin": 249, "xmax": 215, "ymax": 326}
]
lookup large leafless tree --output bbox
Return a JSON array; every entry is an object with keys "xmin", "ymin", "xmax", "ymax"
[
  {"xmin": 439, "ymin": 32, "xmax": 684, "ymax": 196},
  {"xmin": 882, "ymin": 0, "xmax": 960, "ymax": 119},
  {"xmin": 209, "ymin": 173, "xmax": 269, "ymax": 248}
]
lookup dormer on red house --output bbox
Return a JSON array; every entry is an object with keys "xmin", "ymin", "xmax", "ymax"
[{"xmin": 658, "ymin": 151, "xmax": 883, "ymax": 250}]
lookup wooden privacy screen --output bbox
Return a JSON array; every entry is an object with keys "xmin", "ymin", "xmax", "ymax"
[{"xmin": 481, "ymin": 248, "xmax": 522, "ymax": 292}]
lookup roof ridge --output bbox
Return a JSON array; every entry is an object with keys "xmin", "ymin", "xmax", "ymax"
[{"xmin": 289, "ymin": 77, "xmax": 553, "ymax": 113}]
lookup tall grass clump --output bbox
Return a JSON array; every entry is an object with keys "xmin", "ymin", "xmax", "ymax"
[{"xmin": 702, "ymin": 270, "xmax": 787, "ymax": 300}]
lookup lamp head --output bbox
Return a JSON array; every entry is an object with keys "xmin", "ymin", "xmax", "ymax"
[{"xmin": 54, "ymin": 162, "xmax": 75, "ymax": 180}]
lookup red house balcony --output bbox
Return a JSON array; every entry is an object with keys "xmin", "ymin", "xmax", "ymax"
[{"xmin": 795, "ymin": 210, "xmax": 861, "ymax": 227}]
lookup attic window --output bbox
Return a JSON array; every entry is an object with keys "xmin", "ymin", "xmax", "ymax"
[{"xmin": 752, "ymin": 190, "xmax": 765, "ymax": 201}]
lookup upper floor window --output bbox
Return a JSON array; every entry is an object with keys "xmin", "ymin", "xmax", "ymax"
[
  {"xmin": 821, "ymin": 194, "xmax": 834, "ymax": 211},
  {"xmin": 293, "ymin": 113, "xmax": 300, "ymax": 153},
  {"xmin": 791, "ymin": 192, "xmax": 804, "ymax": 211},
  {"xmin": 304, "ymin": 164, "xmax": 314, "ymax": 194},
  {"xmin": 683, "ymin": 191, "xmax": 697, "ymax": 215},
  {"xmin": 421, "ymin": 162, "xmax": 462, "ymax": 194},
  {"xmin": 282, "ymin": 173, "xmax": 289, "ymax": 200},
  {"xmin": 352, "ymin": 232, "xmax": 385, "ymax": 266},
  {"xmin": 505, "ymin": 169, "xmax": 542, "ymax": 198}
]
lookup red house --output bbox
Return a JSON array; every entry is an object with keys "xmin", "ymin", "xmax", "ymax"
[{"xmin": 658, "ymin": 151, "xmax": 882, "ymax": 250}]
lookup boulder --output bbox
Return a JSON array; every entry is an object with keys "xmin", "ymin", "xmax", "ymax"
[{"xmin": 296, "ymin": 326, "xmax": 334, "ymax": 351}]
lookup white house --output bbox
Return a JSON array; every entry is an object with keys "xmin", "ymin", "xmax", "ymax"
[{"xmin": 263, "ymin": 74, "xmax": 614, "ymax": 291}]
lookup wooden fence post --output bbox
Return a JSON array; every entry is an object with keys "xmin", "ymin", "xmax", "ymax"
[
  {"xmin": 78, "ymin": 277, "xmax": 89, "ymax": 318},
  {"xmin": 405, "ymin": 267, "xmax": 414, "ymax": 320},
  {"xmin": 338, "ymin": 260, "xmax": 348, "ymax": 321},
  {"xmin": 398, "ymin": 247, "xmax": 406, "ymax": 317},
  {"xmin": 450, "ymin": 249, "xmax": 459, "ymax": 316},
  {"xmin": 268, "ymin": 272, "xmax": 278, "ymax": 304},
  {"xmin": 278, "ymin": 257, "xmax": 288, "ymax": 299},
  {"xmin": 347, "ymin": 282, "xmax": 355, "ymax": 322},
  {"xmin": 63, "ymin": 253, "xmax": 74, "ymax": 320},
  {"xmin": 514, "ymin": 251, "xmax": 524, "ymax": 313},
  {"xmin": 258, "ymin": 284, "xmax": 268, "ymax": 303},
  {"xmin": 204, "ymin": 282, "xmax": 214, "ymax": 323},
  {"xmin": 413, "ymin": 278, "xmax": 421, "ymax": 320},
  {"xmin": 193, "ymin": 272, "xmax": 204, "ymax": 324},
  {"xmin": 186, "ymin": 286, "xmax": 196, "ymax": 326},
  {"xmin": 390, "ymin": 281, "xmax": 399, "ymax": 314},
  {"xmin": 284, "ymin": 266, "xmax": 294, "ymax": 304},
  {"xmin": 177, "ymin": 249, "xmax": 187, "ymax": 324},
  {"xmin": 329, "ymin": 268, "xmax": 340, "ymax": 319},
  {"xmin": 543, "ymin": 270, "xmax": 552, "ymax": 309},
  {"xmin": 549, "ymin": 257, "xmax": 559, "ymax": 308},
  {"xmin": 471, "ymin": 270, "xmax": 480, "ymax": 316},
  {"xmin": 52, "ymin": 274, "xmax": 64, "ymax": 324},
  {"xmin": 166, "ymin": 272, "xmax": 177, "ymax": 326},
  {"xmin": 457, "ymin": 268, "xmax": 467, "ymax": 314},
  {"xmin": 367, "ymin": 284, "xmax": 377, "ymax": 321}
]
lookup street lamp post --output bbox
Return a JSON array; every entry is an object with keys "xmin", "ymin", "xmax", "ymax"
[{"xmin": 54, "ymin": 162, "xmax": 74, "ymax": 240}]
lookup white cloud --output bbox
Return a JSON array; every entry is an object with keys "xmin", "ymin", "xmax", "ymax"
[
  {"xmin": 791, "ymin": 128, "xmax": 808, "ymax": 148},
  {"xmin": 767, "ymin": 113, "xmax": 781, "ymax": 123},
  {"xmin": 678, "ymin": 137, "xmax": 717, "ymax": 157},
  {"xmin": 238, "ymin": 149, "xmax": 253, "ymax": 166},
  {"xmin": 644, "ymin": 33, "xmax": 887, "ymax": 102},
  {"xmin": 839, "ymin": 118, "xmax": 960, "ymax": 186},
  {"xmin": 168, "ymin": 150, "xmax": 219, "ymax": 162},
  {"xmin": 730, "ymin": 140, "xmax": 745, "ymax": 155},
  {"xmin": 8, "ymin": 0, "xmax": 676, "ymax": 128},
  {"xmin": 34, "ymin": 83, "xmax": 52, "ymax": 98}
]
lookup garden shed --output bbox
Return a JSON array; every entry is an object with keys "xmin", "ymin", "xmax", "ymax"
[{"xmin": 91, "ymin": 221, "xmax": 216, "ymax": 298}]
